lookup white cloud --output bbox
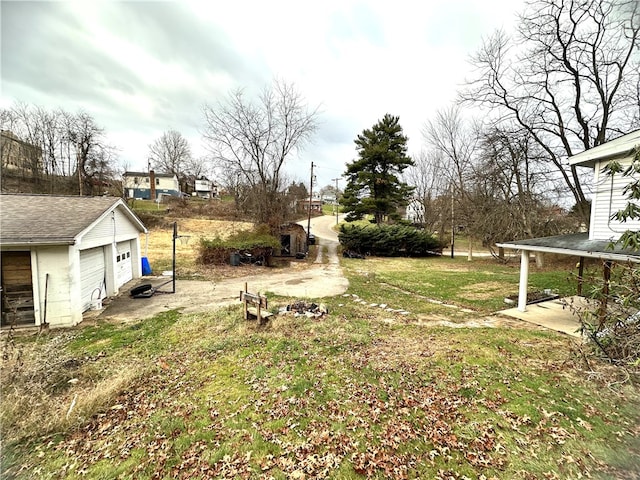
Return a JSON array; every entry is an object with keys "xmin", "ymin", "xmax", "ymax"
[{"xmin": 1, "ymin": 0, "xmax": 524, "ymax": 188}]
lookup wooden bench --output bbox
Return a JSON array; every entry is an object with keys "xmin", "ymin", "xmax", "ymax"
[{"xmin": 240, "ymin": 283, "xmax": 273, "ymax": 325}]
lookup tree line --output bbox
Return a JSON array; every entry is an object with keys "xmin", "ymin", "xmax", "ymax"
[{"xmin": 1, "ymin": 103, "xmax": 115, "ymax": 195}]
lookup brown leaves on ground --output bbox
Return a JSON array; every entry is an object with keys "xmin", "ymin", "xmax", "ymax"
[{"xmin": 6, "ymin": 323, "xmax": 637, "ymax": 479}]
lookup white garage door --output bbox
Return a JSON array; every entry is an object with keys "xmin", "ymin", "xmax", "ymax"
[
  {"xmin": 116, "ymin": 241, "xmax": 133, "ymax": 288},
  {"xmin": 80, "ymin": 247, "xmax": 106, "ymax": 312}
]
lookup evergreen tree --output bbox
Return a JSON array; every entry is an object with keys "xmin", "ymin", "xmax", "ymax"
[{"xmin": 341, "ymin": 114, "xmax": 415, "ymax": 224}]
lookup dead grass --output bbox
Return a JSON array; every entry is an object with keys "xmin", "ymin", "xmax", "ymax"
[
  {"xmin": 0, "ymin": 332, "xmax": 140, "ymax": 444},
  {"xmin": 460, "ymin": 281, "xmax": 510, "ymax": 300},
  {"xmin": 141, "ymin": 218, "xmax": 253, "ymax": 276}
]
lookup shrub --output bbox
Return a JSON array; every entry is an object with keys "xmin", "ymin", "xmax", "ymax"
[
  {"xmin": 198, "ymin": 226, "xmax": 280, "ymax": 265},
  {"xmin": 135, "ymin": 211, "xmax": 172, "ymax": 229},
  {"xmin": 570, "ymin": 261, "xmax": 640, "ymax": 377},
  {"xmin": 165, "ymin": 197, "xmax": 251, "ymax": 220},
  {"xmin": 338, "ymin": 224, "xmax": 444, "ymax": 257}
]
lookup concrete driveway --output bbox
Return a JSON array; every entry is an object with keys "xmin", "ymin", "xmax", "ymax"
[{"xmin": 95, "ymin": 215, "xmax": 348, "ymax": 322}]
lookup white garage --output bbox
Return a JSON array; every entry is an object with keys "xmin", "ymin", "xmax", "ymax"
[
  {"xmin": 80, "ymin": 247, "xmax": 107, "ymax": 312},
  {"xmin": 1, "ymin": 194, "xmax": 147, "ymax": 328},
  {"xmin": 116, "ymin": 241, "xmax": 133, "ymax": 287}
]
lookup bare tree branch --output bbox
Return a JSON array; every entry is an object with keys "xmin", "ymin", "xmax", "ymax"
[
  {"xmin": 461, "ymin": 0, "xmax": 640, "ymax": 226},
  {"xmin": 202, "ymin": 79, "xmax": 319, "ymax": 228}
]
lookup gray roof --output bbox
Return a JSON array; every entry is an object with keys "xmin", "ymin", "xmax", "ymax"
[
  {"xmin": 569, "ymin": 129, "xmax": 640, "ymax": 168},
  {"xmin": 1, "ymin": 194, "xmax": 145, "ymax": 246},
  {"xmin": 123, "ymin": 171, "xmax": 176, "ymax": 178},
  {"xmin": 497, "ymin": 233, "xmax": 640, "ymax": 262}
]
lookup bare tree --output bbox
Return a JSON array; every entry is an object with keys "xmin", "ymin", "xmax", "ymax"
[
  {"xmin": 202, "ymin": 79, "xmax": 319, "ymax": 228},
  {"xmin": 422, "ymin": 105, "xmax": 479, "ymax": 197},
  {"xmin": 1, "ymin": 103, "xmax": 116, "ymax": 195},
  {"xmin": 148, "ymin": 130, "xmax": 192, "ymax": 183},
  {"xmin": 67, "ymin": 111, "xmax": 106, "ymax": 195},
  {"xmin": 9, "ymin": 102, "xmax": 44, "ymax": 178},
  {"xmin": 404, "ymin": 150, "xmax": 449, "ymax": 234},
  {"xmin": 462, "ymin": 0, "xmax": 640, "ymax": 226},
  {"xmin": 470, "ymin": 126, "xmax": 575, "ymax": 246},
  {"xmin": 183, "ymin": 155, "xmax": 210, "ymax": 179},
  {"xmin": 421, "ymin": 105, "xmax": 482, "ymax": 240}
]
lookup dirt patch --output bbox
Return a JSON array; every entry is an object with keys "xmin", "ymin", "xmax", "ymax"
[{"xmin": 459, "ymin": 281, "xmax": 509, "ymax": 300}]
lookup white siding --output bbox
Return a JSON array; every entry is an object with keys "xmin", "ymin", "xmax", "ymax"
[
  {"xmin": 123, "ymin": 175, "xmax": 150, "ymax": 190},
  {"xmin": 33, "ymin": 246, "xmax": 76, "ymax": 326},
  {"xmin": 590, "ymin": 158, "xmax": 640, "ymax": 241},
  {"xmin": 80, "ymin": 207, "xmax": 141, "ymax": 249},
  {"xmin": 157, "ymin": 176, "xmax": 179, "ymax": 190}
]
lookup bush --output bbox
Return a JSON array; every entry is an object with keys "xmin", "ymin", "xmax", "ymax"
[
  {"xmin": 198, "ymin": 225, "xmax": 281, "ymax": 265},
  {"xmin": 135, "ymin": 211, "xmax": 172, "ymax": 229},
  {"xmin": 338, "ymin": 224, "xmax": 444, "ymax": 257},
  {"xmin": 165, "ymin": 197, "xmax": 251, "ymax": 220},
  {"xmin": 570, "ymin": 261, "xmax": 640, "ymax": 377}
]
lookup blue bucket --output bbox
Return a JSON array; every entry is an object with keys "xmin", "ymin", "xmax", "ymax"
[{"xmin": 141, "ymin": 257, "xmax": 152, "ymax": 275}]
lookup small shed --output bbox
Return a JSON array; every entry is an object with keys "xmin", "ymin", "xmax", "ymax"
[
  {"xmin": 1, "ymin": 194, "xmax": 147, "ymax": 328},
  {"xmin": 278, "ymin": 223, "xmax": 307, "ymax": 257}
]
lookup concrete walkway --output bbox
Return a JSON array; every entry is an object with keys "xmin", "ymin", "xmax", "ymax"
[{"xmin": 498, "ymin": 296, "xmax": 587, "ymax": 337}]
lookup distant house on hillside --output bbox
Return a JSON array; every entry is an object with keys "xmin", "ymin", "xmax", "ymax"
[
  {"xmin": 498, "ymin": 130, "xmax": 640, "ymax": 312},
  {"xmin": 123, "ymin": 170, "xmax": 180, "ymax": 200},
  {"xmin": 1, "ymin": 130, "xmax": 42, "ymax": 173},
  {"xmin": 296, "ymin": 197, "xmax": 323, "ymax": 214},
  {"xmin": 194, "ymin": 176, "xmax": 217, "ymax": 199}
]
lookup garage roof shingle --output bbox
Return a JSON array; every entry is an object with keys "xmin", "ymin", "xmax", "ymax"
[{"xmin": 0, "ymin": 194, "xmax": 135, "ymax": 245}]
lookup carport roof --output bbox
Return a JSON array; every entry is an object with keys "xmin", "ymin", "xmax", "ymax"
[
  {"xmin": 497, "ymin": 233, "xmax": 640, "ymax": 263},
  {"xmin": 0, "ymin": 194, "xmax": 146, "ymax": 246}
]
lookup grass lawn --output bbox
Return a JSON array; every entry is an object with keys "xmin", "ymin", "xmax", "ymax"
[
  {"xmin": 342, "ymin": 256, "xmax": 578, "ymax": 315},
  {"xmin": 127, "ymin": 198, "xmax": 168, "ymax": 213},
  {"xmin": 2, "ymin": 254, "xmax": 639, "ymax": 479}
]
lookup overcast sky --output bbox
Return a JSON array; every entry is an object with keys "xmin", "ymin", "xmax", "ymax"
[{"xmin": 1, "ymin": 0, "xmax": 525, "ymax": 189}]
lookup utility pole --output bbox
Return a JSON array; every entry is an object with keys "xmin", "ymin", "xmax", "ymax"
[
  {"xmin": 332, "ymin": 177, "xmax": 340, "ymax": 225},
  {"xmin": 77, "ymin": 150, "xmax": 82, "ymax": 196},
  {"xmin": 172, "ymin": 222, "xmax": 177, "ymax": 293},
  {"xmin": 450, "ymin": 183, "xmax": 455, "ymax": 259},
  {"xmin": 306, "ymin": 162, "xmax": 315, "ymax": 251}
]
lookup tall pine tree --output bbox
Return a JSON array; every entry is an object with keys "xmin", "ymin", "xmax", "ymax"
[{"xmin": 341, "ymin": 114, "xmax": 415, "ymax": 224}]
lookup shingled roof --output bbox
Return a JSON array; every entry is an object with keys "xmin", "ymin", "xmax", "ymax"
[
  {"xmin": 497, "ymin": 233, "xmax": 640, "ymax": 263},
  {"xmin": 0, "ymin": 194, "xmax": 145, "ymax": 246}
]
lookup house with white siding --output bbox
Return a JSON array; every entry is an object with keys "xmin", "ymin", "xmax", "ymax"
[
  {"xmin": 404, "ymin": 198, "xmax": 426, "ymax": 224},
  {"xmin": 1, "ymin": 194, "xmax": 147, "ymax": 328},
  {"xmin": 123, "ymin": 170, "xmax": 180, "ymax": 200},
  {"xmin": 497, "ymin": 130, "xmax": 640, "ymax": 312},
  {"xmin": 194, "ymin": 177, "xmax": 217, "ymax": 199}
]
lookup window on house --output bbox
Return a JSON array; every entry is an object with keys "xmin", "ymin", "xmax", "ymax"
[
  {"xmin": 156, "ymin": 178, "xmax": 160, "ymax": 185},
  {"xmin": 145, "ymin": 178, "xmax": 149, "ymax": 183}
]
